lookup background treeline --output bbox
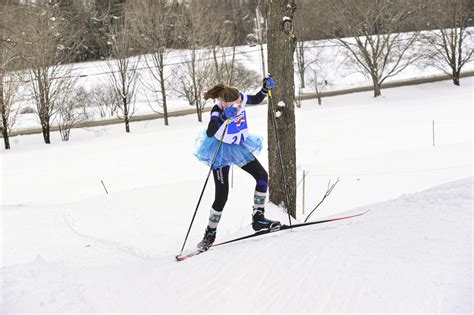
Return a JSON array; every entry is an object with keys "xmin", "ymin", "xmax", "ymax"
[
  {"xmin": 295, "ymin": 0, "xmax": 474, "ymax": 40},
  {"xmin": 4, "ymin": 0, "xmax": 473, "ymax": 62},
  {"xmin": 1, "ymin": 0, "xmax": 473, "ymax": 149}
]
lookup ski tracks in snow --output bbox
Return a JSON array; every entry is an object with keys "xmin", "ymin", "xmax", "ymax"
[{"xmin": 63, "ymin": 211, "xmax": 154, "ymax": 262}]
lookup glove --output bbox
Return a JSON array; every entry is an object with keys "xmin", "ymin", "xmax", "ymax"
[
  {"xmin": 263, "ymin": 75, "xmax": 276, "ymax": 90},
  {"xmin": 223, "ymin": 106, "xmax": 238, "ymax": 119}
]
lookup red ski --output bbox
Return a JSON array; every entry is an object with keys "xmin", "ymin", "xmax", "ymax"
[{"xmin": 175, "ymin": 210, "xmax": 369, "ymax": 261}]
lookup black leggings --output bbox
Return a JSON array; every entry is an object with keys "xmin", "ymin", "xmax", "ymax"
[{"xmin": 212, "ymin": 158, "xmax": 268, "ymax": 212}]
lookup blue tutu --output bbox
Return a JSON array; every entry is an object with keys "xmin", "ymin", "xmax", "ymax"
[{"xmin": 194, "ymin": 130, "xmax": 263, "ymax": 169}]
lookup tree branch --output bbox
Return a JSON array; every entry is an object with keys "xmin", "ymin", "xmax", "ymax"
[{"xmin": 304, "ymin": 177, "xmax": 340, "ymax": 223}]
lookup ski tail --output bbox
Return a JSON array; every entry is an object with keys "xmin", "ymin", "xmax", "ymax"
[
  {"xmin": 212, "ymin": 210, "xmax": 369, "ymax": 248},
  {"xmin": 289, "ymin": 209, "xmax": 369, "ymax": 229}
]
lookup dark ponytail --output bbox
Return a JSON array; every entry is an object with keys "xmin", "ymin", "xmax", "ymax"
[
  {"xmin": 203, "ymin": 84, "xmax": 225, "ymax": 100},
  {"xmin": 203, "ymin": 84, "xmax": 240, "ymax": 102}
]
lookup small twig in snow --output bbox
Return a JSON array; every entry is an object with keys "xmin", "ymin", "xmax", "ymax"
[
  {"xmin": 304, "ymin": 177, "xmax": 340, "ymax": 222},
  {"xmin": 101, "ymin": 180, "xmax": 109, "ymax": 195}
]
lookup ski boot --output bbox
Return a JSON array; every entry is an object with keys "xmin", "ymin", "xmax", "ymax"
[
  {"xmin": 252, "ymin": 208, "xmax": 281, "ymax": 231},
  {"xmin": 197, "ymin": 226, "xmax": 216, "ymax": 252}
]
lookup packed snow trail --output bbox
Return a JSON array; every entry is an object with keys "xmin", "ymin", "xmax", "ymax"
[{"xmin": 2, "ymin": 178, "xmax": 472, "ymax": 313}]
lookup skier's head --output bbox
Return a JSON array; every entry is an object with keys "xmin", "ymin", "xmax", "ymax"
[{"xmin": 204, "ymin": 84, "xmax": 240, "ymax": 105}]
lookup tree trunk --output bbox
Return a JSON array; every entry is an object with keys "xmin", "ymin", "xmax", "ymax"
[
  {"xmin": 42, "ymin": 120, "xmax": 51, "ymax": 144},
  {"xmin": 372, "ymin": 75, "xmax": 382, "ymax": 97},
  {"xmin": 452, "ymin": 70, "xmax": 460, "ymax": 86},
  {"xmin": 228, "ymin": 45, "xmax": 237, "ymax": 85},
  {"xmin": 191, "ymin": 49, "xmax": 202, "ymax": 123},
  {"xmin": 267, "ymin": 0, "xmax": 297, "ymax": 219},
  {"xmin": 36, "ymin": 71, "xmax": 52, "ymax": 144},
  {"xmin": 194, "ymin": 89, "xmax": 202, "ymax": 123},
  {"xmin": 0, "ymin": 70, "xmax": 10, "ymax": 149},
  {"xmin": 373, "ymin": 81, "xmax": 381, "ymax": 97},
  {"xmin": 212, "ymin": 47, "xmax": 222, "ymax": 83},
  {"xmin": 159, "ymin": 52, "xmax": 169, "ymax": 126},
  {"xmin": 123, "ymin": 96, "xmax": 130, "ymax": 133},
  {"xmin": 296, "ymin": 42, "xmax": 305, "ymax": 88},
  {"xmin": 1, "ymin": 122, "xmax": 10, "ymax": 149}
]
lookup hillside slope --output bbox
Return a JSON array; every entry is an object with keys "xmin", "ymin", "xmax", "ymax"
[{"xmin": 2, "ymin": 178, "xmax": 472, "ymax": 313}]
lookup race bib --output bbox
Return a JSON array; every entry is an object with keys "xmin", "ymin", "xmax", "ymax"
[{"xmin": 214, "ymin": 93, "xmax": 249, "ymax": 144}]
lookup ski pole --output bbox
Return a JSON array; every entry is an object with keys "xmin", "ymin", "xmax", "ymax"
[
  {"xmin": 178, "ymin": 119, "xmax": 231, "ymax": 255},
  {"xmin": 268, "ymin": 89, "xmax": 293, "ymax": 227}
]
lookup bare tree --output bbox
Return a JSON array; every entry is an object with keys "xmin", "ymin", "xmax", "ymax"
[
  {"xmin": 20, "ymin": 2, "xmax": 80, "ymax": 144},
  {"xmin": 202, "ymin": 0, "xmax": 242, "ymax": 86},
  {"xmin": 173, "ymin": 65, "xmax": 196, "ymax": 109},
  {"xmin": 422, "ymin": 0, "xmax": 473, "ymax": 86},
  {"xmin": 104, "ymin": 5, "xmax": 140, "ymax": 133},
  {"xmin": 178, "ymin": 1, "xmax": 212, "ymax": 122},
  {"xmin": 326, "ymin": 0, "xmax": 423, "ymax": 97},
  {"xmin": 173, "ymin": 55, "xmax": 214, "ymax": 122},
  {"xmin": 293, "ymin": 0, "xmax": 335, "ymax": 91},
  {"xmin": 295, "ymin": 41, "xmax": 309, "ymax": 89},
  {"xmin": 222, "ymin": 62, "xmax": 260, "ymax": 91},
  {"xmin": 57, "ymin": 86, "xmax": 87, "ymax": 141},
  {"xmin": 90, "ymin": 84, "xmax": 119, "ymax": 118},
  {"xmin": 209, "ymin": 31, "xmax": 239, "ymax": 86},
  {"xmin": 0, "ymin": 1, "xmax": 23, "ymax": 150},
  {"xmin": 309, "ymin": 68, "xmax": 329, "ymax": 106},
  {"xmin": 267, "ymin": 0, "xmax": 298, "ymax": 218},
  {"xmin": 207, "ymin": 12, "xmax": 227, "ymax": 84},
  {"xmin": 172, "ymin": 56, "xmax": 258, "ymax": 124},
  {"xmin": 130, "ymin": 0, "xmax": 183, "ymax": 126},
  {"xmin": 0, "ymin": 72, "xmax": 22, "ymax": 149},
  {"xmin": 305, "ymin": 43, "xmax": 336, "ymax": 106}
]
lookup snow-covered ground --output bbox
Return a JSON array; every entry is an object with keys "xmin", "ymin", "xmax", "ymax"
[
  {"xmin": 1, "ymin": 75, "xmax": 472, "ymax": 313},
  {"xmin": 12, "ymin": 34, "xmax": 474, "ymax": 131}
]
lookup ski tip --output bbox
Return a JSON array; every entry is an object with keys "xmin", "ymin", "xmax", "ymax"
[{"xmin": 176, "ymin": 250, "xmax": 204, "ymax": 261}]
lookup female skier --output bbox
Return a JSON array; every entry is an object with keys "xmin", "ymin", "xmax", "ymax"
[{"xmin": 195, "ymin": 76, "xmax": 280, "ymax": 251}]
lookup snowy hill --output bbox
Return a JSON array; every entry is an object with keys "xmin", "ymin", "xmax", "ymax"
[
  {"xmin": 1, "ymin": 78, "xmax": 472, "ymax": 313},
  {"xmin": 2, "ymin": 179, "xmax": 472, "ymax": 313}
]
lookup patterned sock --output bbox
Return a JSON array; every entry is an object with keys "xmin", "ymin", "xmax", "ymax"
[
  {"xmin": 208, "ymin": 208, "xmax": 222, "ymax": 230},
  {"xmin": 254, "ymin": 191, "xmax": 266, "ymax": 209}
]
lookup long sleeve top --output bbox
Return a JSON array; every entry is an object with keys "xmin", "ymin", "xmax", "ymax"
[{"xmin": 206, "ymin": 87, "xmax": 268, "ymax": 138}]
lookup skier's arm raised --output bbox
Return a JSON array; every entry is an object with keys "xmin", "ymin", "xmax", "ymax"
[{"xmin": 246, "ymin": 76, "xmax": 276, "ymax": 105}]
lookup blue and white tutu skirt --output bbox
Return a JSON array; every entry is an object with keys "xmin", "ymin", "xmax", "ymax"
[{"xmin": 194, "ymin": 131, "xmax": 263, "ymax": 169}]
